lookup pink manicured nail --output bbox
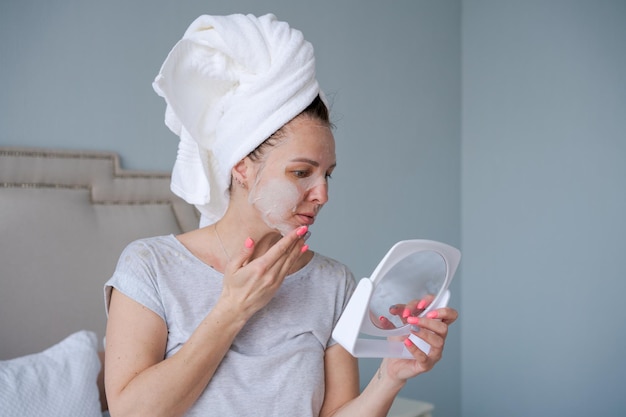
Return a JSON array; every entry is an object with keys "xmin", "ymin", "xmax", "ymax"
[
  {"xmin": 300, "ymin": 244, "xmax": 309, "ymax": 253},
  {"xmin": 404, "ymin": 338, "xmax": 413, "ymax": 347},
  {"xmin": 297, "ymin": 226, "xmax": 308, "ymax": 237},
  {"xmin": 426, "ymin": 310, "xmax": 439, "ymax": 319},
  {"xmin": 402, "ymin": 308, "xmax": 411, "ymax": 318},
  {"xmin": 379, "ymin": 316, "xmax": 386, "ymax": 322},
  {"xmin": 245, "ymin": 237, "xmax": 254, "ymax": 248},
  {"xmin": 406, "ymin": 316, "xmax": 419, "ymax": 325},
  {"xmin": 417, "ymin": 299, "xmax": 428, "ymax": 309}
]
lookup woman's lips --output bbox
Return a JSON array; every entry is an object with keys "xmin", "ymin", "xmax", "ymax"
[{"xmin": 296, "ymin": 213, "xmax": 315, "ymax": 225}]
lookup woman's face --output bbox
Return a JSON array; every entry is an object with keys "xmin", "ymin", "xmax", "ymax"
[{"xmin": 247, "ymin": 116, "xmax": 336, "ymax": 235}]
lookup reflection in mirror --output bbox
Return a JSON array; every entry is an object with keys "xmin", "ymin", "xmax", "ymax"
[{"xmin": 368, "ymin": 250, "xmax": 446, "ymax": 329}]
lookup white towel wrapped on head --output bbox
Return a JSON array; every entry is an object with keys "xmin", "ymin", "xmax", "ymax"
[{"xmin": 153, "ymin": 13, "xmax": 323, "ymax": 227}]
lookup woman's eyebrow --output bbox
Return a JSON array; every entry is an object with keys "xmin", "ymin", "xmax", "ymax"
[
  {"xmin": 291, "ymin": 158, "xmax": 319, "ymax": 166},
  {"xmin": 290, "ymin": 158, "xmax": 337, "ymax": 170}
]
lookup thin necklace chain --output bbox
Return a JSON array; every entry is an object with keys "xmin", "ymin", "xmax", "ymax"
[{"xmin": 213, "ymin": 223, "xmax": 231, "ymax": 262}]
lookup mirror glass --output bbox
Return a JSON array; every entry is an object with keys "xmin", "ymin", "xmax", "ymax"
[{"xmin": 368, "ymin": 250, "xmax": 447, "ymax": 329}]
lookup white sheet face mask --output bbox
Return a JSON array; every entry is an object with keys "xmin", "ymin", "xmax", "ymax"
[
  {"xmin": 248, "ymin": 166, "xmax": 327, "ymax": 235},
  {"xmin": 249, "ymin": 177, "xmax": 301, "ymax": 235}
]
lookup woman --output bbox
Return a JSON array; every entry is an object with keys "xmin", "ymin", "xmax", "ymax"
[{"xmin": 104, "ymin": 14, "xmax": 457, "ymax": 417}]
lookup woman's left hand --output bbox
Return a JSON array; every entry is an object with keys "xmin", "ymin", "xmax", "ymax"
[{"xmin": 382, "ymin": 306, "xmax": 458, "ymax": 381}]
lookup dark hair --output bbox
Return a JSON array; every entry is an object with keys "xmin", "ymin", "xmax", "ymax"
[
  {"xmin": 247, "ymin": 95, "xmax": 331, "ymax": 162},
  {"xmin": 300, "ymin": 94, "xmax": 331, "ymax": 126}
]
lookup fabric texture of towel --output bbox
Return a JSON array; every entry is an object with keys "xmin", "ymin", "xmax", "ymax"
[{"xmin": 153, "ymin": 13, "xmax": 323, "ymax": 227}]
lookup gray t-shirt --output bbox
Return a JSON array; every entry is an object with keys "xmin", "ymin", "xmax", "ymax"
[{"xmin": 104, "ymin": 235, "xmax": 356, "ymax": 417}]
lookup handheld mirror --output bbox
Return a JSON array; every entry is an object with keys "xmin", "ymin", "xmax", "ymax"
[{"xmin": 332, "ymin": 240, "xmax": 461, "ymax": 358}]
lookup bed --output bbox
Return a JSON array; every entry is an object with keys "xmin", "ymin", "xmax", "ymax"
[
  {"xmin": 0, "ymin": 146, "xmax": 433, "ymax": 417},
  {"xmin": 0, "ymin": 146, "xmax": 198, "ymax": 415}
]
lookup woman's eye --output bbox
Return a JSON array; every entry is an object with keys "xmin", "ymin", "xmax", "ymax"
[{"xmin": 292, "ymin": 170, "xmax": 310, "ymax": 178}]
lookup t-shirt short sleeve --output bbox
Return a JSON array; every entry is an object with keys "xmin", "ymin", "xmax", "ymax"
[{"xmin": 104, "ymin": 239, "xmax": 166, "ymax": 323}]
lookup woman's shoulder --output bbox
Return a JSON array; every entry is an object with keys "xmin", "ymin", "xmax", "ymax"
[
  {"xmin": 122, "ymin": 234, "xmax": 179, "ymax": 251},
  {"xmin": 117, "ymin": 235, "xmax": 182, "ymax": 264}
]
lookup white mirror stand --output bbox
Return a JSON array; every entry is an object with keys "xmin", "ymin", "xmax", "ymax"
[{"xmin": 332, "ymin": 240, "xmax": 461, "ymax": 358}]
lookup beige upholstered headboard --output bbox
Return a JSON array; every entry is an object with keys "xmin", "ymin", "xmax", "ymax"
[{"xmin": 0, "ymin": 147, "xmax": 199, "ymax": 360}]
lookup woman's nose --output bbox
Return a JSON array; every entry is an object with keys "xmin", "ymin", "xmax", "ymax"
[{"xmin": 307, "ymin": 182, "xmax": 329, "ymax": 205}]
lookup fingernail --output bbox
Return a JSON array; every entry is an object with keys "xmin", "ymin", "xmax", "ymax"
[
  {"xmin": 297, "ymin": 226, "xmax": 308, "ymax": 237},
  {"xmin": 417, "ymin": 299, "xmax": 428, "ymax": 309},
  {"xmin": 406, "ymin": 316, "xmax": 419, "ymax": 325},
  {"xmin": 300, "ymin": 244, "xmax": 309, "ymax": 253},
  {"xmin": 402, "ymin": 308, "xmax": 411, "ymax": 318},
  {"xmin": 404, "ymin": 338, "xmax": 413, "ymax": 347},
  {"xmin": 379, "ymin": 316, "xmax": 386, "ymax": 322},
  {"xmin": 427, "ymin": 310, "xmax": 438, "ymax": 319},
  {"xmin": 245, "ymin": 237, "xmax": 254, "ymax": 248}
]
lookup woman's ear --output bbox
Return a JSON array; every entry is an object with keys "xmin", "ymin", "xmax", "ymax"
[{"xmin": 232, "ymin": 158, "xmax": 250, "ymax": 189}]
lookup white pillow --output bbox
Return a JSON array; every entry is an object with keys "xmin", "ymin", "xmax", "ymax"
[{"xmin": 0, "ymin": 330, "xmax": 102, "ymax": 417}]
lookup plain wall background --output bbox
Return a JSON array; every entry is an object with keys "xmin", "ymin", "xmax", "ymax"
[
  {"xmin": 0, "ymin": 1, "xmax": 462, "ymax": 416},
  {"xmin": 2, "ymin": 1, "xmax": 624, "ymax": 416},
  {"xmin": 462, "ymin": 1, "xmax": 626, "ymax": 416}
]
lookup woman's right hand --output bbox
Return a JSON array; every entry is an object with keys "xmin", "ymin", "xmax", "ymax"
[{"xmin": 218, "ymin": 225, "xmax": 309, "ymax": 320}]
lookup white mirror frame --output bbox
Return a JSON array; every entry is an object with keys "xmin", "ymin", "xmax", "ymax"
[{"xmin": 332, "ymin": 240, "xmax": 461, "ymax": 358}]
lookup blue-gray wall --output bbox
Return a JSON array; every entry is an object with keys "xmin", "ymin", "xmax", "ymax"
[
  {"xmin": 462, "ymin": 1, "xmax": 626, "ymax": 416},
  {"xmin": 0, "ymin": 1, "xmax": 461, "ymax": 416}
]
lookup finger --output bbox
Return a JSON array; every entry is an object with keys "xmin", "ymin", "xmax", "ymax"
[
  {"xmin": 401, "ymin": 300, "xmax": 419, "ymax": 319},
  {"xmin": 403, "ymin": 337, "xmax": 431, "ymax": 365},
  {"xmin": 416, "ymin": 294, "xmax": 436, "ymax": 312},
  {"xmin": 249, "ymin": 226, "xmax": 307, "ymax": 289},
  {"xmin": 425, "ymin": 307, "xmax": 458, "ymax": 325},
  {"xmin": 262, "ymin": 226, "xmax": 308, "ymax": 270},
  {"xmin": 401, "ymin": 294, "xmax": 437, "ymax": 319},
  {"xmin": 388, "ymin": 304, "xmax": 405, "ymax": 318},
  {"xmin": 228, "ymin": 236, "xmax": 256, "ymax": 272},
  {"xmin": 377, "ymin": 315, "xmax": 397, "ymax": 330},
  {"xmin": 410, "ymin": 325, "xmax": 445, "ymax": 354},
  {"xmin": 407, "ymin": 315, "xmax": 449, "ymax": 340},
  {"xmin": 275, "ymin": 235, "xmax": 308, "ymax": 278}
]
